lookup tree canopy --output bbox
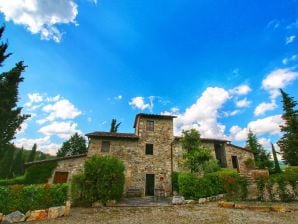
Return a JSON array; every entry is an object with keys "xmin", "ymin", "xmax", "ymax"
[
  {"xmin": 57, "ymin": 133, "xmax": 87, "ymax": 157},
  {"xmin": 278, "ymin": 89, "xmax": 298, "ymax": 165},
  {"xmin": 0, "ymin": 26, "xmax": 29, "ymax": 154},
  {"xmin": 110, "ymin": 119, "xmax": 121, "ymax": 133}
]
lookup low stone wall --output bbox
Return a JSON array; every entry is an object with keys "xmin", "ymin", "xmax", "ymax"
[
  {"xmin": 0, "ymin": 201, "xmax": 70, "ymax": 223},
  {"xmin": 171, "ymin": 194, "xmax": 226, "ymax": 205}
]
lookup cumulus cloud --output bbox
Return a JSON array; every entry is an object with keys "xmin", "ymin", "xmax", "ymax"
[
  {"xmin": 0, "ymin": 0, "xmax": 78, "ymax": 42},
  {"xmin": 39, "ymin": 121, "xmax": 81, "ymax": 139},
  {"xmin": 286, "ymin": 35, "xmax": 296, "ymax": 44},
  {"xmin": 129, "ymin": 96, "xmax": 154, "ymax": 111},
  {"xmin": 25, "ymin": 93, "xmax": 44, "ymax": 108},
  {"xmin": 222, "ymin": 110, "xmax": 240, "ymax": 117},
  {"xmin": 254, "ymin": 100, "xmax": 277, "ymax": 116},
  {"xmin": 229, "ymin": 84, "xmax": 251, "ymax": 95},
  {"xmin": 37, "ymin": 99, "xmax": 81, "ymax": 124},
  {"xmin": 114, "ymin": 95, "xmax": 123, "ymax": 100},
  {"xmin": 235, "ymin": 98, "xmax": 251, "ymax": 108},
  {"xmin": 262, "ymin": 68, "xmax": 298, "ymax": 99},
  {"xmin": 174, "ymin": 87, "xmax": 230, "ymax": 139},
  {"xmin": 229, "ymin": 115, "xmax": 284, "ymax": 141}
]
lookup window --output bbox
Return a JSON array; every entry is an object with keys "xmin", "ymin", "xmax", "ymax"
[
  {"xmin": 53, "ymin": 172, "xmax": 69, "ymax": 184},
  {"xmin": 101, "ymin": 141, "xmax": 110, "ymax": 152},
  {"xmin": 146, "ymin": 120, "xmax": 154, "ymax": 131},
  {"xmin": 145, "ymin": 144, "xmax": 153, "ymax": 155}
]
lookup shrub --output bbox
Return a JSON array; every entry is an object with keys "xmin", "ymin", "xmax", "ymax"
[
  {"xmin": 0, "ymin": 184, "xmax": 68, "ymax": 214},
  {"xmin": 244, "ymin": 158, "xmax": 255, "ymax": 169},
  {"xmin": 256, "ymin": 176, "xmax": 268, "ymax": 201},
  {"xmin": 284, "ymin": 166, "xmax": 298, "ymax": 197},
  {"xmin": 0, "ymin": 161, "xmax": 57, "ymax": 186},
  {"xmin": 171, "ymin": 172, "xmax": 180, "ymax": 193},
  {"xmin": 71, "ymin": 155, "xmax": 125, "ymax": 206},
  {"xmin": 202, "ymin": 159, "xmax": 221, "ymax": 174},
  {"xmin": 178, "ymin": 172, "xmax": 199, "ymax": 199}
]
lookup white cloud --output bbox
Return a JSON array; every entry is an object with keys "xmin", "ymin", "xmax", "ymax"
[
  {"xmin": 229, "ymin": 115, "xmax": 284, "ymax": 141},
  {"xmin": 38, "ymin": 99, "xmax": 81, "ymax": 124},
  {"xmin": 25, "ymin": 93, "xmax": 44, "ymax": 108},
  {"xmin": 223, "ymin": 110, "xmax": 240, "ymax": 117},
  {"xmin": 114, "ymin": 95, "xmax": 123, "ymax": 100},
  {"xmin": 129, "ymin": 96, "xmax": 154, "ymax": 111},
  {"xmin": 282, "ymin": 55, "xmax": 298, "ymax": 65},
  {"xmin": 286, "ymin": 35, "xmax": 296, "ymax": 44},
  {"xmin": 0, "ymin": 0, "xmax": 78, "ymax": 42},
  {"xmin": 235, "ymin": 98, "xmax": 251, "ymax": 108},
  {"xmin": 46, "ymin": 95, "xmax": 61, "ymax": 102},
  {"xmin": 174, "ymin": 87, "xmax": 230, "ymax": 139},
  {"xmin": 229, "ymin": 84, "xmax": 251, "ymax": 95},
  {"xmin": 39, "ymin": 121, "xmax": 81, "ymax": 139},
  {"xmin": 254, "ymin": 100, "xmax": 277, "ymax": 116},
  {"xmin": 262, "ymin": 68, "xmax": 298, "ymax": 99}
]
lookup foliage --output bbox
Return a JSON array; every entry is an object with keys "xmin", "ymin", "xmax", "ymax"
[
  {"xmin": 171, "ymin": 171, "xmax": 180, "ymax": 193},
  {"xmin": 181, "ymin": 129, "xmax": 213, "ymax": 173},
  {"xmin": 71, "ymin": 155, "xmax": 125, "ymax": 206},
  {"xmin": 110, "ymin": 119, "xmax": 121, "ymax": 133},
  {"xmin": 0, "ymin": 26, "xmax": 30, "ymax": 154},
  {"xmin": 246, "ymin": 130, "xmax": 274, "ymax": 170},
  {"xmin": 57, "ymin": 133, "xmax": 87, "ymax": 157},
  {"xmin": 11, "ymin": 148, "xmax": 25, "ymax": 177},
  {"xmin": 0, "ymin": 161, "xmax": 57, "ymax": 186},
  {"xmin": 284, "ymin": 166, "xmax": 298, "ymax": 197},
  {"xmin": 202, "ymin": 159, "xmax": 221, "ymax": 174},
  {"xmin": 27, "ymin": 143, "xmax": 37, "ymax": 162},
  {"xmin": 256, "ymin": 176, "xmax": 268, "ymax": 201},
  {"xmin": 278, "ymin": 89, "xmax": 298, "ymax": 166},
  {"xmin": 244, "ymin": 158, "xmax": 255, "ymax": 169},
  {"xmin": 0, "ymin": 146, "xmax": 15, "ymax": 179},
  {"xmin": 178, "ymin": 169, "xmax": 247, "ymax": 200},
  {"xmin": 271, "ymin": 143, "xmax": 281, "ymax": 173},
  {"xmin": 0, "ymin": 184, "xmax": 68, "ymax": 214}
]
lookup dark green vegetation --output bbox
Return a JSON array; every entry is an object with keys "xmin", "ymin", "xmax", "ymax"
[
  {"xmin": 181, "ymin": 129, "xmax": 220, "ymax": 173},
  {"xmin": 177, "ymin": 169, "xmax": 248, "ymax": 200},
  {"xmin": 0, "ymin": 161, "xmax": 57, "ymax": 186},
  {"xmin": 278, "ymin": 89, "xmax": 298, "ymax": 166},
  {"xmin": 0, "ymin": 183, "xmax": 68, "ymax": 214},
  {"xmin": 246, "ymin": 130, "xmax": 273, "ymax": 171},
  {"xmin": 57, "ymin": 133, "xmax": 87, "ymax": 157},
  {"xmin": 110, "ymin": 119, "xmax": 121, "ymax": 133},
  {"xmin": 71, "ymin": 155, "xmax": 125, "ymax": 206}
]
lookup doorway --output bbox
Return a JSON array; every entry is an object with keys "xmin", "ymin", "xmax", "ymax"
[
  {"xmin": 231, "ymin": 155, "xmax": 240, "ymax": 172},
  {"xmin": 53, "ymin": 171, "xmax": 69, "ymax": 184},
  {"xmin": 145, "ymin": 174, "xmax": 155, "ymax": 196}
]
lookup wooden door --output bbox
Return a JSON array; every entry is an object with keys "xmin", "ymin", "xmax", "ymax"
[
  {"xmin": 231, "ymin": 156, "xmax": 240, "ymax": 172},
  {"xmin": 145, "ymin": 174, "xmax": 155, "ymax": 196},
  {"xmin": 53, "ymin": 171, "xmax": 69, "ymax": 184}
]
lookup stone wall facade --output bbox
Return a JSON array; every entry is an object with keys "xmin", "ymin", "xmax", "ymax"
[{"xmin": 48, "ymin": 113, "xmax": 254, "ymax": 196}]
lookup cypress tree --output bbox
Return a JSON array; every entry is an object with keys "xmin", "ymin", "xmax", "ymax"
[
  {"xmin": 277, "ymin": 89, "xmax": 298, "ymax": 165},
  {"xmin": 11, "ymin": 148, "xmax": 25, "ymax": 177},
  {"xmin": 27, "ymin": 143, "xmax": 37, "ymax": 162},
  {"xmin": 110, "ymin": 119, "xmax": 121, "ymax": 133},
  {"xmin": 0, "ymin": 26, "xmax": 30, "ymax": 153},
  {"xmin": 271, "ymin": 143, "xmax": 281, "ymax": 173},
  {"xmin": 0, "ymin": 146, "xmax": 15, "ymax": 178}
]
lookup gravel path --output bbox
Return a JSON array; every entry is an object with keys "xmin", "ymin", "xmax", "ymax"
[{"xmin": 34, "ymin": 202, "xmax": 298, "ymax": 224}]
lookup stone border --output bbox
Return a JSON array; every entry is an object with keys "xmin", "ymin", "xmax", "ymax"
[
  {"xmin": 218, "ymin": 201, "xmax": 296, "ymax": 212},
  {"xmin": 172, "ymin": 194, "xmax": 226, "ymax": 205},
  {"xmin": 0, "ymin": 201, "xmax": 70, "ymax": 223}
]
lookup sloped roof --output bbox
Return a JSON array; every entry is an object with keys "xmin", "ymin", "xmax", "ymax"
[{"xmin": 86, "ymin": 131, "xmax": 139, "ymax": 140}]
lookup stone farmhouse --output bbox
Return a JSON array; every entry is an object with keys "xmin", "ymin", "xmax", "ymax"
[{"xmin": 29, "ymin": 113, "xmax": 254, "ymax": 197}]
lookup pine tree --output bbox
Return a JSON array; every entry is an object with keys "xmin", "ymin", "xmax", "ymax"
[
  {"xmin": 246, "ymin": 130, "xmax": 273, "ymax": 170},
  {"xmin": 0, "ymin": 26, "xmax": 30, "ymax": 153},
  {"xmin": 271, "ymin": 143, "xmax": 281, "ymax": 173},
  {"xmin": 57, "ymin": 133, "xmax": 87, "ymax": 157},
  {"xmin": 278, "ymin": 89, "xmax": 298, "ymax": 165},
  {"xmin": 110, "ymin": 119, "xmax": 121, "ymax": 133},
  {"xmin": 27, "ymin": 143, "xmax": 37, "ymax": 162}
]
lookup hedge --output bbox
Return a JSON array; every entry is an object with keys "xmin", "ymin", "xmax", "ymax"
[
  {"xmin": 0, "ymin": 161, "xmax": 57, "ymax": 186},
  {"xmin": 71, "ymin": 155, "xmax": 125, "ymax": 206},
  {"xmin": 178, "ymin": 169, "xmax": 248, "ymax": 200},
  {"xmin": 0, "ymin": 183, "xmax": 68, "ymax": 214}
]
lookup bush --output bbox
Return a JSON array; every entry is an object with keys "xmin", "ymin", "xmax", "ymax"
[
  {"xmin": 0, "ymin": 184, "xmax": 68, "ymax": 214},
  {"xmin": 285, "ymin": 166, "xmax": 298, "ymax": 197},
  {"xmin": 0, "ymin": 161, "xmax": 57, "ymax": 186},
  {"xmin": 71, "ymin": 155, "xmax": 125, "ymax": 206},
  {"xmin": 256, "ymin": 176, "xmax": 268, "ymax": 201},
  {"xmin": 172, "ymin": 172, "xmax": 180, "ymax": 193},
  {"xmin": 244, "ymin": 158, "xmax": 255, "ymax": 169},
  {"xmin": 202, "ymin": 159, "xmax": 221, "ymax": 174},
  {"xmin": 178, "ymin": 169, "xmax": 247, "ymax": 200}
]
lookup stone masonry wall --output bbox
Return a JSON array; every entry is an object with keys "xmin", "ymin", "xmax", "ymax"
[
  {"xmin": 87, "ymin": 116, "xmax": 174, "ymax": 196},
  {"xmin": 49, "ymin": 156, "xmax": 87, "ymax": 184}
]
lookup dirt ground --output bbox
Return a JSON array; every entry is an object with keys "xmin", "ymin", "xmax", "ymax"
[{"xmin": 34, "ymin": 202, "xmax": 298, "ymax": 224}]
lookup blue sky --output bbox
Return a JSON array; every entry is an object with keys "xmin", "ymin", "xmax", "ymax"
[{"xmin": 0, "ymin": 0, "xmax": 297, "ymax": 155}]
